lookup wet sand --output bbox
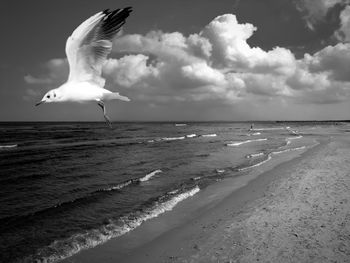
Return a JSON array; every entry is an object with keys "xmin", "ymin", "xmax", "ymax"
[{"xmin": 66, "ymin": 134, "xmax": 350, "ymax": 263}]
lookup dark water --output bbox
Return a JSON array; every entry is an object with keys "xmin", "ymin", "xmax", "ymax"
[{"xmin": 0, "ymin": 121, "xmax": 345, "ymax": 262}]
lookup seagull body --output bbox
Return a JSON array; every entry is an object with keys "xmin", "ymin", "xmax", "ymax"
[{"xmin": 36, "ymin": 8, "xmax": 132, "ymax": 127}]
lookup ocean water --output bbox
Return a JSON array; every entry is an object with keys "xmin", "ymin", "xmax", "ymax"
[{"xmin": 0, "ymin": 121, "xmax": 347, "ymax": 262}]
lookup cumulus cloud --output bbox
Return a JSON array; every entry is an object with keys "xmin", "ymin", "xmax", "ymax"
[
  {"xmin": 201, "ymin": 15, "xmax": 297, "ymax": 75},
  {"xmin": 103, "ymin": 54, "xmax": 159, "ymax": 87},
  {"xmin": 25, "ymin": 12, "xmax": 350, "ymax": 108},
  {"xmin": 304, "ymin": 43, "xmax": 350, "ymax": 81}
]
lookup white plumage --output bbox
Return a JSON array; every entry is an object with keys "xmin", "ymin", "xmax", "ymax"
[{"xmin": 36, "ymin": 8, "xmax": 133, "ymax": 127}]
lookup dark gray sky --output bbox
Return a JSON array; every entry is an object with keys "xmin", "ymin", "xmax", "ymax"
[{"xmin": 1, "ymin": 0, "xmax": 350, "ymax": 121}]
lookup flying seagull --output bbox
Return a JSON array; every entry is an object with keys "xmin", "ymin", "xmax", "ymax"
[{"xmin": 36, "ymin": 8, "xmax": 132, "ymax": 127}]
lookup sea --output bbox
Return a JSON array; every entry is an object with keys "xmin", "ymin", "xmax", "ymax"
[{"xmin": 0, "ymin": 121, "xmax": 348, "ymax": 262}]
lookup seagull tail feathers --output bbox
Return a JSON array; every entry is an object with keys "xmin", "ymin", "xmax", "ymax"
[{"xmin": 103, "ymin": 92, "xmax": 130, "ymax": 102}]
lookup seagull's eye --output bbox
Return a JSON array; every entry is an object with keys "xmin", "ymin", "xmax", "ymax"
[
  {"xmin": 47, "ymin": 95, "xmax": 50, "ymax": 99},
  {"xmin": 54, "ymin": 93, "xmax": 56, "ymax": 98}
]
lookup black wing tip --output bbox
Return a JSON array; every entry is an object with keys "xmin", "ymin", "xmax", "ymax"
[{"xmin": 103, "ymin": 7, "xmax": 132, "ymax": 15}]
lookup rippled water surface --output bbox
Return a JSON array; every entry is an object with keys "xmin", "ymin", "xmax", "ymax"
[{"xmin": 0, "ymin": 121, "xmax": 346, "ymax": 262}]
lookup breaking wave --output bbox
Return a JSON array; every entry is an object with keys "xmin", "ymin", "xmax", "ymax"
[
  {"xmin": 239, "ymin": 145, "xmax": 307, "ymax": 171},
  {"xmin": 227, "ymin": 138, "xmax": 267, "ymax": 146},
  {"xmin": 287, "ymin": 135, "xmax": 303, "ymax": 140},
  {"xmin": 30, "ymin": 186, "xmax": 200, "ymax": 263},
  {"xmin": 139, "ymin": 170, "xmax": 162, "ymax": 182},
  {"xmin": 162, "ymin": 136, "xmax": 185, "ymax": 141},
  {"xmin": 238, "ymin": 155, "xmax": 272, "ymax": 171},
  {"xmin": 0, "ymin": 144, "xmax": 18, "ymax": 149},
  {"xmin": 201, "ymin": 134, "xmax": 217, "ymax": 137},
  {"xmin": 271, "ymin": 146, "xmax": 306, "ymax": 155},
  {"xmin": 252, "ymin": 127, "xmax": 286, "ymax": 131}
]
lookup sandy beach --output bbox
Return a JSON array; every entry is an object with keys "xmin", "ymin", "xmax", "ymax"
[{"xmin": 64, "ymin": 132, "xmax": 350, "ymax": 263}]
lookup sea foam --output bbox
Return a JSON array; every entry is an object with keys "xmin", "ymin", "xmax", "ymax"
[
  {"xmin": 139, "ymin": 169, "xmax": 162, "ymax": 182},
  {"xmin": 33, "ymin": 186, "xmax": 200, "ymax": 263},
  {"xmin": 287, "ymin": 135, "xmax": 303, "ymax": 140},
  {"xmin": 201, "ymin": 134, "xmax": 217, "ymax": 137},
  {"xmin": 0, "ymin": 144, "xmax": 18, "ymax": 149},
  {"xmin": 238, "ymin": 155, "xmax": 272, "ymax": 171},
  {"xmin": 162, "ymin": 136, "xmax": 185, "ymax": 141},
  {"xmin": 271, "ymin": 146, "xmax": 306, "ymax": 155},
  {"xmin": 227, "ymin": 138, "xmax": 267, "ymax": 146},
  {"xmin": 246, "ymin": 152, "xmax": 264, "ymax": 159}
]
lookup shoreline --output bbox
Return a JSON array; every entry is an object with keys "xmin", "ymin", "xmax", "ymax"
[
  {"xmin": 112, "ymin": 134, "xmax": 349, "ymax": 263},
  {"xmin": 64, "ymin": 134, "xmax": 336, "ymax": 262}
]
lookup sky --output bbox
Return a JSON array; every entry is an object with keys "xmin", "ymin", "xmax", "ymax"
[{"xmin": 1, "ymin": 0, "xmax": 350, "ymax": 121}]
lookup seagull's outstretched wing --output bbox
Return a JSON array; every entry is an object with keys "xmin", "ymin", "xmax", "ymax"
[{"xmin": 65, "ymin": 8, "xmax": 132, "ymax": 86}]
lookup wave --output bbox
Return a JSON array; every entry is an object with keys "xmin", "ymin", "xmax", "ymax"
[
  {"xmin": 287, "ymin": 135, "xmax": 303, "ymax": 140},
  {"xmin": 1, "ymin": 172, "xmax": 163, "ymax": 229},
  {"xmin": 227, "ymin": 138, "xmax": 267, "ymax": 146},
  {"xmin": 0, "ymin": 144, "xmax": 18, "ymax": 149},
  {"xmin": 102, "ymin": 179, "xmax": 137, "ymax": 191},
  {"xmin": 246, "ymin": 152, "xmax": 264, "ymax": 159},
  {"xmin": 271, "ymin": 146, "xmax": 306, "ymax": 155},
  {"xmin": 168, "ymin": 189, "xmax": 180, "ymax": 195},
  {"xmin": 239, "ymin": 144, "xmax": 307, "ymax": 171},
  {"xmin": 175, "ymin": 123, "xmax": 187, "ymax": 126},
  {"xmin": 162, "ymin": 136, "xmax": 185, "ymax": 141},
  {"xmin": 251, "ymin": 132, "xmax": 261, "ymax": 136},
  {"xmin": 216, "ymin": 169, "xmax": 225, "ymax": 173},
  {"xmin": 252, "ymin": 127, "xmax": 286, "ymax": 131},
  {"xmin": 31, "ymin": 186, "xmax": 200, "ymax": 263},
  {"xmin": 201, "ymin": 134, "xmax": 217, "ymax": 137},
  {"xmin": 139, "ymin": 170, "xmax": 162, "ymax": 182},
  {"xmin": 238, "ymin": 155, "xmax": 272, "ymax": 171},
  {"xmin": 186, "ymin": 134, "xmax": 197, "ymax": 138}
]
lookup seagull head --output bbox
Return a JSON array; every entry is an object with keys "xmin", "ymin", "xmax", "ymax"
[{"xmin": 36, "ymin": 89, "xmax": 60, "ymax": 106}]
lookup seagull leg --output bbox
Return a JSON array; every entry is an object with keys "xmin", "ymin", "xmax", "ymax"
[{"xmin": 97, "ymin": 101, "xmax": 112, "ymax": 128}]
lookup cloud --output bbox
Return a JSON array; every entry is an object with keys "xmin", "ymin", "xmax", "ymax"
[
  {"xmin": 24, "ymin": 58, "xmax": 68, "ymax": 86},
  {"xmin": 103, "ymin": 54, "xmax": 159, "ymax": 87},
  {"xmin": 295, "ymin": 0, "xmax": 349, "ymax": 30},
  {"xmin": 304, "ymin": 43, "xmax": 350, "ymax": 81},
  {"xmin": 25, "ymin": 13, "xmax": 350, "ymax": 110},
  {"xmin": 335, "ymin": 5, "xmax": 350, "ymax": 41},
  {"xmin": 201, "ymin": 15, "xmax": 297, "ymax": 75}
]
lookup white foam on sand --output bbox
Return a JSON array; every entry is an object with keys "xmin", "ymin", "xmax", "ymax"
[
  {"xmin": 227, "ymin": 138, "xmax": 267, "ymax": 146},
  {"xmin": 175, "ymin": 124, "xmax": 187, "ymax": 126},
  {"xmin": 139, "ymin": 170, "xmax": 162, "ymax": 182},
  {"xmin": 186, "ymin": 134, "xmax": 197, "ymax": 138}
]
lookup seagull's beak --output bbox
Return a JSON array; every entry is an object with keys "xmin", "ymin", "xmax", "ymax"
[{"xmin": 35, "ymin": 100, "xmax": 44, "ymax": 106}]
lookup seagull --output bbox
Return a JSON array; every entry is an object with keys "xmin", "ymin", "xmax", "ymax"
[{"xmin": 36, "ymin": 7, "xmax": 133, "ymax": 127}]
